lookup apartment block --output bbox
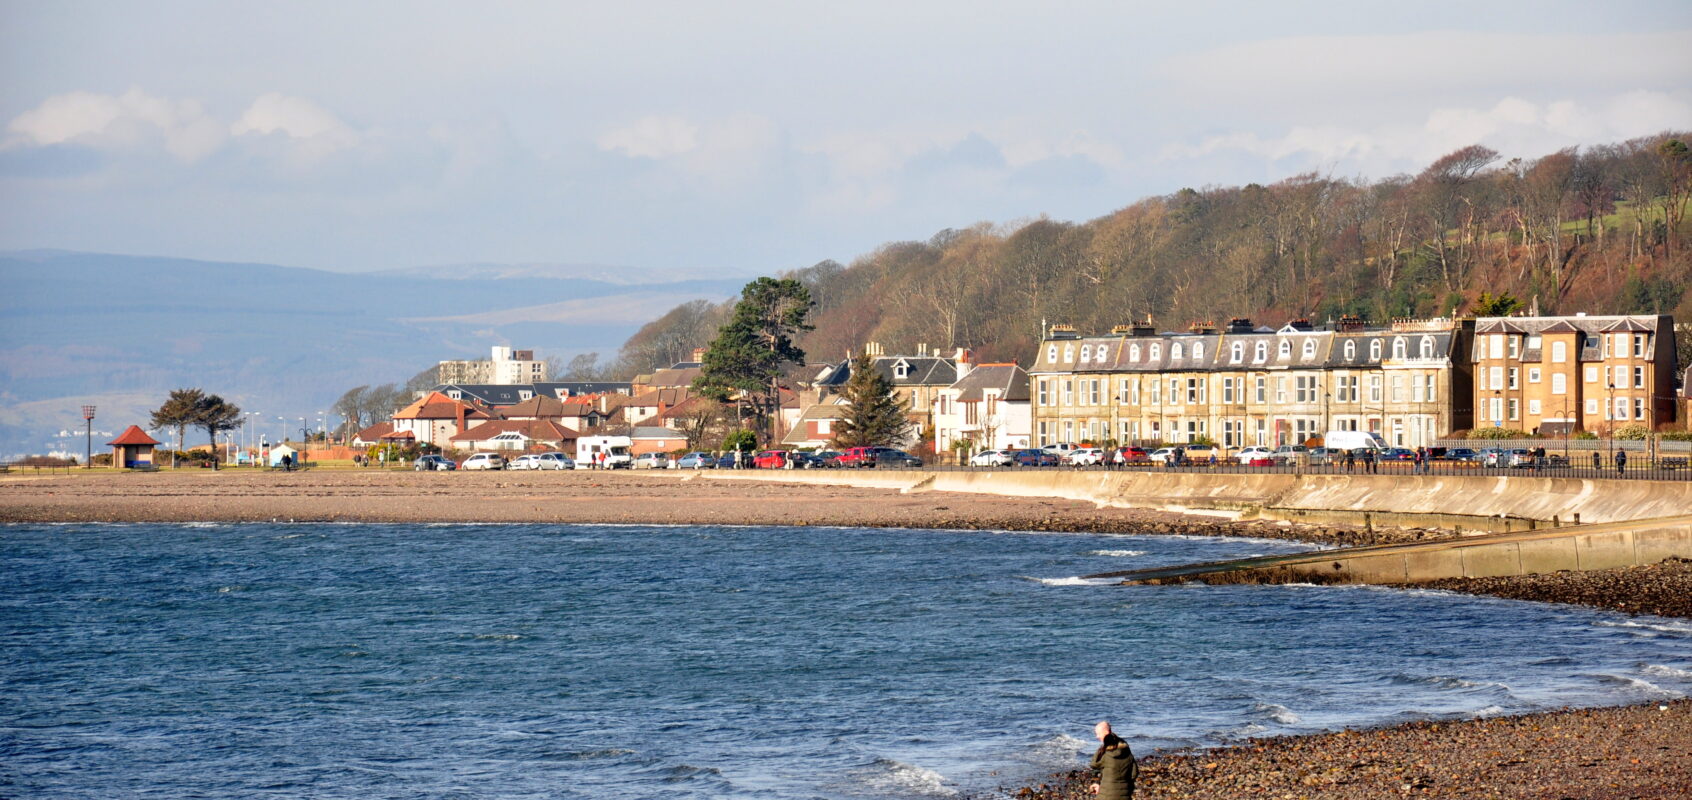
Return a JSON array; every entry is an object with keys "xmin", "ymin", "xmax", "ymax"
[
  {"xmin": 1471, "ymin": 315, "xmax": 1677, "ymax": 434},
  {"xmin": 437, "ymin": 346, "xmax": 549, "ymax": 385}
]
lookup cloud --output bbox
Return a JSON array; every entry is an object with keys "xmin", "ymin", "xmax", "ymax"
[
  {"xmin": 230, "ymin": 93, "xmax": 359, "ymax": 156},
  {"xmin": 6, "ymin": 88, "xmax": 224, "ymax": 161},
  {"xmin": 597, "ymin": 115, "xmax": 700, "ymax": 158},
  {"xmin": 1161, "ymin": 91, "xmax": 1692, "ymax": 176}
]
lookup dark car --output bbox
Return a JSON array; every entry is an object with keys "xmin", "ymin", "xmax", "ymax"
[
  {"xmin": 1014, "ymin": 449, "xmax": 1060, "ymax": 466},
  {"xmin": 1443, "ymin": 448, "xmax": 1479, "ymax": 462},
  {"xmin": 808, "ymin": 450, "xmax": 843, "ymax": 468},
  {"xmin": 715, "ymin": 452, "xmax": 742, "ymax": 469},
  {"xmin": 873, "ymin": 449, "xmax": 923, "ymax": 468},
  {"xmin": 1381, "ymin": 448, "xmax": 1416, "ymax": 461}
]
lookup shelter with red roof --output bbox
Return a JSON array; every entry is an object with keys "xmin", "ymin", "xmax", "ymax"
[{"xmin": 108, "ymin": 425, "xmax": 161, "ymax": 469}]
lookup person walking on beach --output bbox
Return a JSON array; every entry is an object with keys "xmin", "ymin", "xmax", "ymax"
[{"xmin": 1088, "ymin": 720, "xmax": 1137, "ymax": 799}]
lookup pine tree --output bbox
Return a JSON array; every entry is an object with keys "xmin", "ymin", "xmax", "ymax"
[
  {"xmin": 694, "ymin": 277, "xmax": 813, "ymax": 441},
  {"xmin": 194, "ymin": 394, "xmax": 243, "ymax": 471},
  {"xmin": 831, "ymin": 352, "xmax": 912, "ymax": 448},
  {"xmin": 149, "ymin": 388, "xmax": 205, "ymax": 468}
]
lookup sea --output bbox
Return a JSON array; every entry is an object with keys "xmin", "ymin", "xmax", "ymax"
[{"xmin": 4, "ymin": 522, "xmax": 1690, "ymax": 799}]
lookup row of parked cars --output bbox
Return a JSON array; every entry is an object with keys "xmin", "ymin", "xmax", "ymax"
[{"xmin": 671, "ymin": 446, "xmax": 925, "ymax": 469}]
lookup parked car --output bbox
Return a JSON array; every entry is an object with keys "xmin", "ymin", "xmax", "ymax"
[
  {"xmin": 970, "ymin": 449, "xmax": 1014, "ymax": 467},
  {"xmin": 460, "ymin": 452, "xmax": 506, "ymax": 471},
  {"xmin": 874, "ymin": 449, "xmax": 923, "ymax": 468},
  {"xmin": 1013, "ymin": 448, "xmax": 1060, "ymax": 466},
  {"xmin": 1443, "ymin": 447, "xmax": 1480, "ymax": 462},
  {"xmin": 1149, "ymin": 447, "xmax": 1184, "ymax": 464},
  {"xmin": 1479, "ymin": 448, "xmax": 1511, "ymax": 467},
  {"xmin": 807, "ymin": 450, "xmax": 843, "ymax": 468},
  {"xmin": 715, "ymin": 452, "xmax": 742, "ymax": 469},
  {"xmin": 1066, "ymin": 447, "xmax": 1107, "ymax": 466},
  {"xmin": 1505, "ymin": 448, "xmax": 1537, "ymax": 468},
  {"xmin": 633, "ymin": 452, "xmax": 672, "ymax": 469},
  {"xmin": 1041, "ymin": 442, "xmax": 1080, "ymax": 456},
  {"xmin": 509, "ymin": 452, "xmax": 574, "ymax": 470},
  {"xmin": 1270, "ymin": 445, "xmax": 1307, "ymax": 464},
  {"xmin": 1113, "ymin": 446, "xmax": 1150, "ymax": 464},
  {"xmin": 676, "ymin": 452, "xmax": 716, "ymax": 469},
  {"xmin": 837, "ymin": 446, "xmax": 903, "ymax": 468},
  {"xmin": 414, "ymin": 454, "xmax": 456, "ymax": 471},
  {"xmin": 1181, "ymin": 443, "xmax": 1219, "ymax": 462},
  {"xmin": 1381, "ymin": 448, "xmax": 1416, "ymax": 461},
  {"xmin": 1306, "ymin": 447, "xmax": 1336, "ymax": 466},
  {"xmin": 752, "ymin": 450, "xmax": 792, "ymax": 469},
  {"xmin": 1234, "ymin": 446, "xmax": 1274, "ymax": 465}
]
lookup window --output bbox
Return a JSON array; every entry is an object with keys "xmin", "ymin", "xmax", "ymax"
[
  {"xmin": 1255, "ymin": 342, "xmax": 1268, "ymax": 362},
  {"xmin": 1369, "ymin": 339, "xmax": 1382, "ymax": 361},
  {"xmin": 1095, "ymin": 345, "xmax": 1109, "ymax": 363},
  {"xmin": 1089, "ymin": 379, "xmax": 1102, "ymax": 405},
  {"xmin": 1118, "ymin": 379, "xmax": 1129, "ymax": 403},
  {"xmin": 1527, "ymin": 334, "xmax": 1541, "ymax": 350},
  {"xmin": 1636, "ymin": 397, "xmax": 1647, "ymax": 420},
  {"xmin": 1428, "ymin": 375, "xmax": 1436, "ymax": 399},
  {"xmin": 1551, "ymin": 373, "xmax": 1566, "ymax": 395},
  {"xmin": 1046, "ymin": 344, "xmax": 1057, "ymax": 362},
  {"xmin": 1295, "ymin": 375, "xmax": 1317, "ymax": 403},
  {"xmin": 1169, "ymin": 378, "xmax": 1181, "ymax": 405},
  {"xmin": 1508, "ymin": 367, "xmax": 1518, "ymax": 389},
  {"xmin": 1488, "ymin": 366, "xmax": 1503, "ymax": 390},
  {"xmin": 1419, "ymin": 336, "xmax": 1434, "ymax": 358},
  {"xmin": 1635, "ymin": 366, "xmax": 1645, "ymax": 387},
  {"xmin": 1344, "ymin": 340, "xmax": 1356, "ymax": 359},
  {"xmin": 1634, "ymin": 335, "xmax": 1646, "ymax": 357},
  {"xmin": 1186, "ymin": 378, "xmax": 1199, "ymax": 404},
  {"xmin": 1275, "ymin": 377, "xmax": 1288, "ymax": 404},
  {"xmin": 1615, "ymin": 397, "xmax": 1628, "ymax": 420},
  {"xmin": 1508, "ymin": 398, "xmax": 1519, "ymax": 420},
  {"xmin": 1254, "ymin": 376, "xmax": 1267, "ymax": 403},
  {"xmin": 894, "ymin": 361, "xmax": 908, "ymax": 379},
  {"xmin": 1508, "ymin": 336, "xmax": 1519, "ymax": 358},
  {"xmin": 1062, "ymin": 345, "xmax": 1073, "ymax": 362},
  {"xmin": 1616, "ymin": 333, "xmax": 1628, "ymax": 354},
  {"xmin": 1278, "ymin": 340, "xmax": 1291, "ymax": 359},
  {"xmin": 1172, "ymin": 343, "xmax": 1184, "ymax": 359},
  {"xmin": 1490, "ymin": 397, "xmax": 1503, "ymax": 422},
  {"xmin": 1369, "ymin": 375, "xmax": 1382, "ymax": 403},
  {"xmin": 1129, "ymin": 344, "xmax": 1140, "ymax": 361},
  {"xmin": 1611, "ymin": 366, "xmax": 1626, "ymax": 389},
  {"xmin": 1585, "ymin": 365, "xmax": 1597, "ymax": 383},
  {"xmin": 1412, "ymin": 374, "xmax": 1425, "ymax": 403},
  {"xmin": 1037, "ymin": 379, "xmax": 1049, "ymax": 405},
  {"xmin": 1392, "ymin": 337, "xmax": 1407, "ymax": 359},
  {"xmin": 1149, "ymin": 343, "xmax": 1161, "ymax": 360},
  {"xmin": 1528, "ymin": 368, "xmax": 1541, "ymax": 383},
  {"xmin": 1528, "ymin": 398, "xmax": 1540, "ymax": 415},
  {"xmin": 1391, "ymin": 375, "xmax": 1404, "ymax": 403},
  {"xmin": 1551, "ymin": 341, "xmax": 1567, "ymax": 363},
  {"xmin": 1489, "ymin": 334, "xmax": 1504, "ymax": 359},
  {"xmin": 1222, "ymin": 377, "xmax": 1235, "ymax": 403},
  {"xmin": 1131, "ymin": 380, "xmax": 1141, "ymax": 405},
  {"xmin": 1079, "ymin": 345, "xmax": 1091, "ymax": 362},
  {"xmin": 1585, "ymin": 398, "xmax": 1597, "ymax": 415},
  {"xmin": 1193, "ymin": 343, "xmax": 1205, "ymax": 361},
  {"xmin": 1062, "ymin": 379, "xmax": 1074, "ymax": 405},
  {"xmin": 1302, "ymin": 339, "xmax": 1316, "ymax": 360},
  {"xmin": 1038, "ymin": 421, "xmax": 1049, "ymax": 444},
  {"xmin": 1064, "ymin": 420, "xmax": 1075, "ymax": 440},
  {"xmin": 1231, "ymin": 342, "xmax": 1244, "ymax": 363}
]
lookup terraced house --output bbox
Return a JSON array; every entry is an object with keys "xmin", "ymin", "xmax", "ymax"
[{"xmin": 1028, "ymin": 317, "xmax": 1474, "ymax": 451}]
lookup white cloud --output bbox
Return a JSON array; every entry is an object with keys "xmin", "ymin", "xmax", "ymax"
[
  {"xmin": 230, "ymin": 93, "xmax": 359, "ymax": 155},
  {"xmin": 597, "ymin": 115, "xmax": 699, "ymax": 159},
  {"xmin": 6, "ymin": 88, "xmax": 225, "ymax": 161}
]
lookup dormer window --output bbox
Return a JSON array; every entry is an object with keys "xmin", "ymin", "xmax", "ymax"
[
  {"xmin": 1419, "ymin": 336, "xmax": 1435, "ymax": 359},
  {"xmin": 519, "ymin": 390, "xmax": 533, "ymax": 400},
  {"xmin": 1149, "ymin": 343, "xmax": 1161, "ymax": 360},
  {"xmin": 1344, "ymin": 341, "xmax": 1356, "ymax": 359},
  {"xmin": 1129, "ymin": 344, "xmax": 1141, "ymax": 362},
  {"xmin": 1230, "ymin": 342, "xmax": 1244, "ymax": 363},
  {"xmin": 448, "ymin": 390, "xmax": 462, "ymax": 400},
  {"xmin": 893, "ymin": 359, "xmax": 910, "ymax": 379},
  {"xmin": 1278, "ymin": 340, "xmax": 1291, "ymax": 359},
  {"xmin": 1254, "ymin": 342, "xmax": 1267, "ymax": 362},
  {"xmin": 1392, "ymin": 337, "xmax": 1407, "ymax": 359},
  {"xmin": 1193, "ymin": 343, "xmax": 1205, "ymax": 360},
  {"xmin": 1080, "ymin": 344, "xmax": 1092, "ymax": 362},
  {"xmin": 1095, "ymin": 345, "xmax": 1109, "ymax": 363},
  {"xmin": 1062, "ymin": 345, "xmax": 1073, "ymax": 362},
  {"xmin": 1172, "ymin": 343, "xmax": 1184, "ymax": 359},
  {"xmin": 1301, "ymin": 339, "xmax": 1316, "ymax": 359},
  {"xmin": 1369, "ymin": 340, "xmax": 1382, "ymax": 361},
  {"xmin": 1047, "ymin": 344, "xmax": 1058, "ymax": 362}
]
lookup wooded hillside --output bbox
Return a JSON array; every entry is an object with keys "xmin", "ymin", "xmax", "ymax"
[{"xmin": 610, "ymin": 133, "xmax": 1692, "ymax": 377}]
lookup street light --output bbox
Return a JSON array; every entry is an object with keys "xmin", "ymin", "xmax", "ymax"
[{"xmin": 81, "ymin": 405, "xmax": 96, "ymax": 468}]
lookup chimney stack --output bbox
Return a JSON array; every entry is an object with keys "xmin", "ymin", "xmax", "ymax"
[{"xmin": 954, "ymin": 347, "xmax": 973, "ymax": 378}]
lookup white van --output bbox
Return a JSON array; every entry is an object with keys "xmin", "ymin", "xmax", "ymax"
[
  {"xmin": 1323, "ymin": 430, "xmax": 1387, "ymax": 452},
  {"xmin": 576, "ymin": 435, "xmax": 633, "ymax": 469}
]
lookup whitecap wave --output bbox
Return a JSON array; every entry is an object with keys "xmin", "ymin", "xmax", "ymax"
[
  {"xmin": 853, "ymin": 758, "xmax": 956, "ymax": 797},
  {"xmin": 1592, "ymin": 674, "xmax": 1682, "ymax": 699},
  {"xmin": 1089, "ymin": 549, "xmax": 1147, "ymax": 557},
  {"xmin": 471, "ymin": 633, "xmax": 524, "ymax": 641},
  {"xmin": 1024, "ymin": 576, "xmax": 1118, "ymax": 586},
  {"xmin": 1026, "ymin": 732, "xmax": 1091, "ymax": 764},
  {"xmin": 1252, "ymin": 702, "xmax": 1301, "ymax": 725},
  {"xmin": 1641, "ymin": 664, "xmax": 1692, "ymax": 680},
  {"xmin": 1392, "ymin": 674, "xmax": 1514, "ymax": 696},
  {"xmin": 1595, "ymin": 619, "xmax": 1692, "ymax": 637}
]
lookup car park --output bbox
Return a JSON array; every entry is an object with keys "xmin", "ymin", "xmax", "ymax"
[
  {"xmin": 1234, "ymin": 446, "xmax": 1274, "ymax": 464},
  {"xmin": 633, "ymin": 452, "xmax": 672, "ymax": 469},
  {"xmin": 509, "ymin": 452, "xmax": 574, "ymax": 470},
  {"xmin": 460, "ymin": 452, "xmax": 506, "ymax": 470},
  {"xmin": 970, "ymin": 449, "xmax": 1014, "ymax": 467},
  {"xmin": 1013, "ymin": 448, "xmax": 1060, "ymax": 466},
  {"xmin": 676, "ymin": 452, "xmax": 716, "ymax": 469},
  {"xmin": 414, "ymin": 454, "xmax": 456, "ymax": 471},
  {"xmin": 1066, "ymin": 447, "xmax": 1107, "ymax": 466}
]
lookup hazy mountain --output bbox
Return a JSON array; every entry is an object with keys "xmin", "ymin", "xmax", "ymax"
[{"xmin": 0, "ymin": 250, "xmax": 740, "ymax": 458}]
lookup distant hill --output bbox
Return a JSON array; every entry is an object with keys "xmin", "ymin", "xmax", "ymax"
[{"xmin": 0, "ymin": 251, "xmax": 741, "ymax": 457}]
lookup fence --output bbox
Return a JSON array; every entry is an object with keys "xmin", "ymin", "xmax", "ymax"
[{"xmin": 913, "ymin": 452, "xmax": 1692, "ymax": 482}]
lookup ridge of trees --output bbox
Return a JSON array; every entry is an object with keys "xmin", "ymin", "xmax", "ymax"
[{"xmin": 611, "ymin": 132, "xmax": 1692, "ymax": 378}]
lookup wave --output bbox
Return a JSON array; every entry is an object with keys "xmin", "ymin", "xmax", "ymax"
[
  {"xmin": 1390, "ymin": 674, "xmax": 1515, "ymax": 697},
  {"xmin": 1023, "ymin": 576, "xmax": 1119, "ymax": 586},
  {"xmin": 1026, "ymin": 732, "xmax": 1092, "ymax": 764},
  {"xmin": 1252, "ymin": 702, "xmax": 1302, "ymax": 725},
  {"xmin": 1089, "ymin": 549, "xmax": 1147, "ymax": 557},
  {"xmin": 852, "ymin": 758, "xmax": 956, "ymax": 797},
  {"xmin": 470, "ymin": 633, "xmax": 524, "ymax": 641},
  {"xmin": 1595, "ymin": 619, "xmax": 1692, "ymax": 637},
  {"xmin": 1590, "ymin": 673, "xmax": 1682, "ymax": 699},
  {"xmin": 1641, "ymin": 663, "xmax": 1692, "ymax": 680}
]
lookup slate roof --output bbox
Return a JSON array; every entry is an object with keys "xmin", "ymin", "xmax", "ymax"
[
  {"xmin": 948, "ymin": 364, "xmax": 1030, "ymax": 402},
  {"xmin": 502, "ymin": 396, "xmax": 570, "ymax": 419},
  {"xmin": 815, "ymin": 355, "xmax": 958, "ymax": 388}
]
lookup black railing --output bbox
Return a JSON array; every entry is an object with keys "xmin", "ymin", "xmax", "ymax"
[{"xmin": 805, "ymin": 456, "xmax": 1692, "ymax": 482}]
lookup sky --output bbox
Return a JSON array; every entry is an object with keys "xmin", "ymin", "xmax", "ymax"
[{"xmin": 2, "ymin": 0, "xmax": 1691, "ymax": 277}]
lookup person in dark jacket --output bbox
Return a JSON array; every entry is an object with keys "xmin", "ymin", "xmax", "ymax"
[
  {"xmin": 1615, "ymin": 448, "xmax": 1627, "ymax": 474},
  {"xmin": 1088, "ymin": 720, "xmax": 1137, "ymax": 799}
]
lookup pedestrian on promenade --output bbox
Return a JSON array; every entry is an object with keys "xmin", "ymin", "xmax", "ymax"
[
  {"xmin": 1364, "ymin": 448, "xmax": 1377, "ymax": 474},
  {"xmin": 1533, "ymin": 446, "xmax": 1546, "ymax": 470},
  {"xmin": 1088, "ymin": 720, "xmax": 1138, "ymax": 800},
  {"xmin": 1592, "ymin": 451, "xmax": 1602, "ymax": 470},
  {"xmin": 281, "ymin": 453, "xmax": 293, "ymax": 472},
  {"xmin": 1345, "ymin": 449, "xmax": 1355, "ymax": 473},
  {"xmin": 1615, "ymin": 448, "xmax": 1627, "ymax": 475},
  {"xmin": 1412, "ymin": 448, "xmax": 1424, "ymax": 474}
]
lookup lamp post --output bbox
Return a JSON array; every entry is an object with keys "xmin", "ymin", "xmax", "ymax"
[
  {"xmin": 81, "ymin": 405, "xmax": 96, "ymax": 468},
  {"xmin": 1606, "ymin": 381, "xmax": 1615, "ymax": 468}
]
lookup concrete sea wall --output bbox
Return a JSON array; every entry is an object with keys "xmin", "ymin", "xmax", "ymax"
[{"xmin": 693, "ymin": 469, "xmax": 1692, "ymax": 530}]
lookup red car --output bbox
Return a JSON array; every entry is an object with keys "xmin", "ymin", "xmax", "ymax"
[
  {"xmin": 752, "ymin": 450, "xmax": 791, "ymax": 469},
  {"xmin": 1113, "ymin": 446, "xmax": 1150, "ymax": 464},
  {"xmin": 835, "ymin": 446, "xmax": 896, "ymax": 468}
]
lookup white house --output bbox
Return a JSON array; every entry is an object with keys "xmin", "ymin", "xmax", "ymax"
[{"xmin": 933, "ymin": 363, "xmax": 1032, "ymax": 453}]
